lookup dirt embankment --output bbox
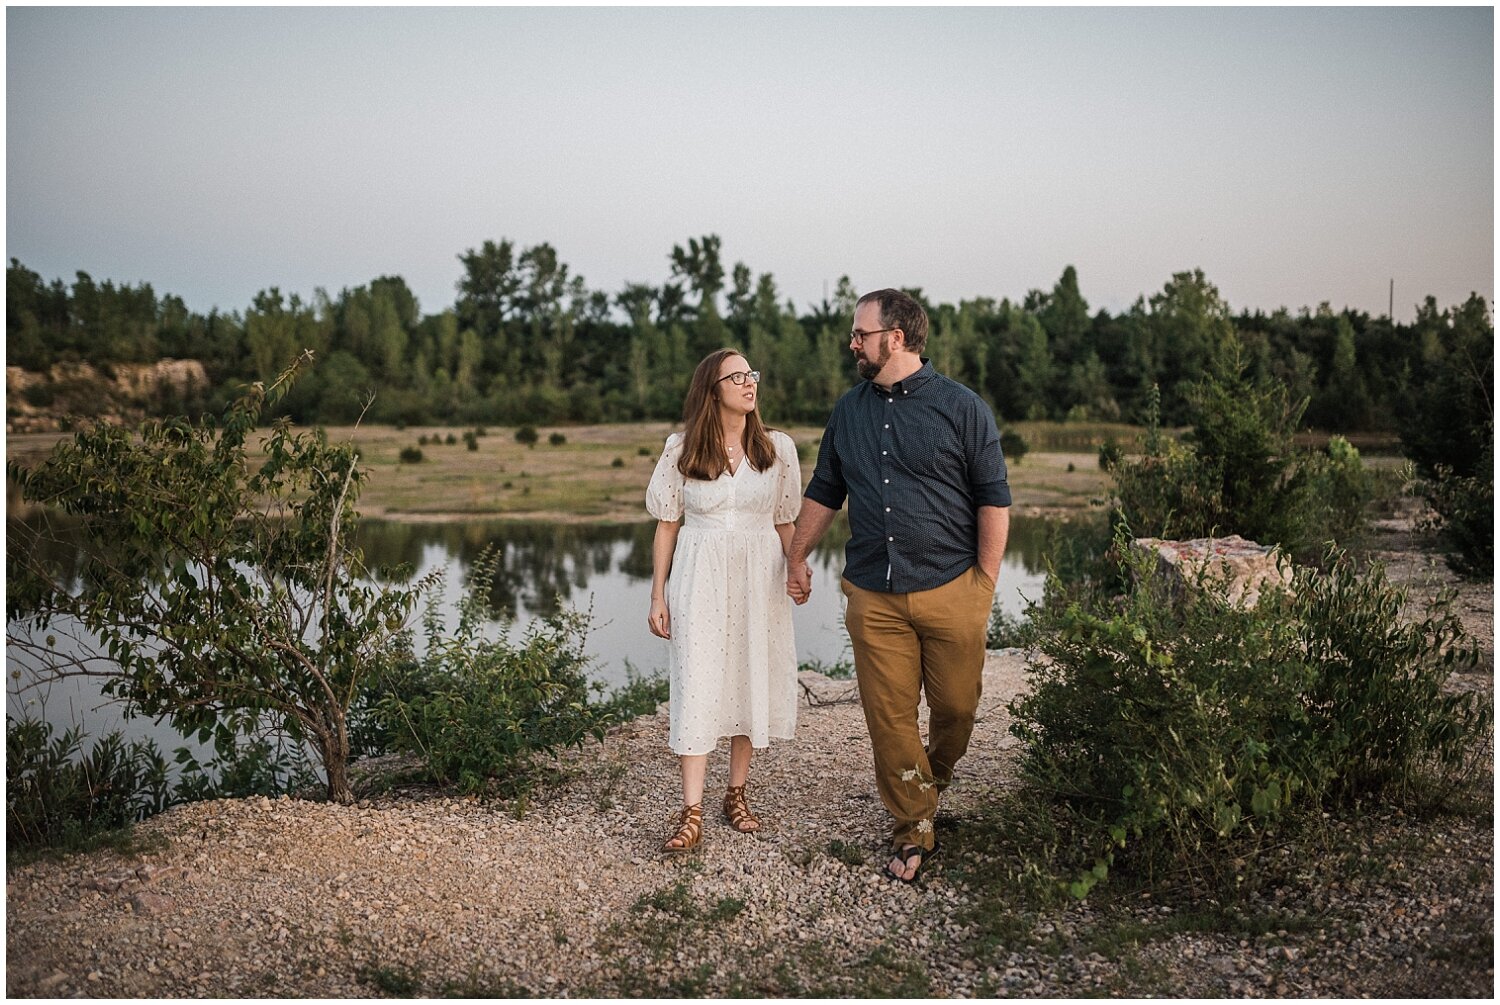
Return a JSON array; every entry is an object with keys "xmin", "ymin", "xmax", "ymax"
[{"xmin": 6, "ymin": 359, "xmax": 209, "ymax": 434}]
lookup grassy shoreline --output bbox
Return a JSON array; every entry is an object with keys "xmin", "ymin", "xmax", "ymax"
[
  {"xmin": 8, "ymin": 421, "xmax": 1124, "ymax": 523},
  {"xmin": 6, "ymin": 420, "xmax": 1404, "ymax": 525}
]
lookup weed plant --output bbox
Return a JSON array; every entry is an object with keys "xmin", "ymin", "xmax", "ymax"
[{"xmin": 6, "ymin": 716, "xmax": 318, "ymax": 854}]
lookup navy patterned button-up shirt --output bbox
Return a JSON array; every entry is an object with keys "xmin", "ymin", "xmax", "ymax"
[{"xmin": 804, "ymin": 360, "xmax": 1011, "ymax": 593}]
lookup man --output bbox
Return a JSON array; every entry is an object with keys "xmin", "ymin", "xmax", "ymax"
[{"xmin": 786, "ymin": 288, "xmax": 1010, "ymax": 883}]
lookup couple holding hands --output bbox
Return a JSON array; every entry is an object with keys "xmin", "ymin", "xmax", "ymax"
[{"xmin": 646, "ymin": 288, "xmax": 1011, "ymax": 884}]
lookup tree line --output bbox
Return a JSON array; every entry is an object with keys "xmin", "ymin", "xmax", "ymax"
[{"xmin": 6, "ymin": 237, "xmax": 1492, "ymax": 432}]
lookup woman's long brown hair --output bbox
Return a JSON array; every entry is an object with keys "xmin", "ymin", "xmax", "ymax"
[{"xmin": 677, "ymin": 348, "xmax": 777, "ymax": 481}]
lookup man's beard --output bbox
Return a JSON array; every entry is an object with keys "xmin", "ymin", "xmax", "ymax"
[{"xmin": 855, "ymin": 334, "xmax": 890, "ymax": 382}]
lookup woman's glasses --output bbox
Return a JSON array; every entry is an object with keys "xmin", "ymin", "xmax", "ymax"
[{"xmin": 716, "ymin": 370, "xmax": 761, "ymax": 386}]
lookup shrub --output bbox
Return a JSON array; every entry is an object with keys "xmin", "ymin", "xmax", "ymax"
[
  {"xmin": 466, "ymin": 435, "xmax": 479, "ymax": 452},
  {"xmin": 515, "ymin": 425, "xmax": 539, "ymax": 446},
  {"xmin": 611, "ymin": 457, "xmax": 625, "ymax": 468},
  {"xmin": 637, "ymin": 446, "xmax": 651, "ymax": 457},
  {"xmin": 1112, "ymin": 354, "xmax": 1371, "ymax": 563},
  {"xmin": 986, "ymin": 606, "xmax": 1037, "ymax": 649},
  {"xmin": 1000, "ymin": 429, "xmax": 1029, "ymax": 466},
  {"xmin": 1007, "ymin": 535, "xmax": 1490, "ymax": 899},
  {"xmin": 372, "ymin": 549, "xmax": 620, "ymax": 795},
  {"xmin": 6, "ymin": 718, "xmax": 172, "ymax": 849},
  {"xmin": 549, "ymin": 432, "xmax": 567, "ymax": 446},
  {"xmin": 595, "ymin": 663, "xmax": 669, "ymax": 722},
  {"xmin": 6, "ymin": 717, "xmax": 318, "ymax": 851},
  {"xmin": 1420, "ymin": 441, "xmax": 1494, "ymax": 577},
  {"xmin": 418, "ymin": 434, "xmax": 429, "ymax": 446},
  {"xmin": 1097, "ymin": 437, "xmax": 1123, "ymax": 471},
  {"xmin": 445, "ymin": 433, "xmax": 457, "ymax": 446},
  {"xmin": 399, "ymin": 446, "xmax": 424, "ymax": 464}
]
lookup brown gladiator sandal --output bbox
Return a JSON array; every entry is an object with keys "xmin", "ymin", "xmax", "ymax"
[
  {"xmin": 662, "ymin": 804, "xmax": 703, "ymax": 853},
  {"xmin": 722, "ymin": 785, "xmax": 761, "ymax": 833}
]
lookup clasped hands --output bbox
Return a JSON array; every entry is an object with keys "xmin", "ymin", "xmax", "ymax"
[{"xmin": 785, "ymin": 558, "xmax": 812, "ymax": 606}]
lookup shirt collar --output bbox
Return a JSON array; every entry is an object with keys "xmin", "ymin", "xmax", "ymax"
[{"xmin": 874, "ymin": 358, "xmax": 935, "ymax": 397}]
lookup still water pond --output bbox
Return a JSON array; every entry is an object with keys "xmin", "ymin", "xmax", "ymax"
[{"xmin": 7, "ymin": 515, "xmax": 1058, "ymax": 744}]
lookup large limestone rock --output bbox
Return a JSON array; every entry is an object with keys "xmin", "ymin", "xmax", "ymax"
[{"xmin": 1131, "ymin": 535, "xmax": 1292, "ymax": 608}]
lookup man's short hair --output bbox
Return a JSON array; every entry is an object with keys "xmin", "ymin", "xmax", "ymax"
[{"xmin": 856, "ymin": 288, "xmax": 929, "ymax": 355}]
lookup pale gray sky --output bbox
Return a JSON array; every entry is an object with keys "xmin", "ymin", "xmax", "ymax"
[{"xmin": 7, "ymin": 6, "xmax": 1493, "ymax": 322}]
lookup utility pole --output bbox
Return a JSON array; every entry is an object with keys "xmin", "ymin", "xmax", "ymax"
[{"xmin": 1389, "ymin": 278, "xmax": 1394, "ymax": 320}]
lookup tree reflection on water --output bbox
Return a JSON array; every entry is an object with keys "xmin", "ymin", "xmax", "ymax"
[{"xmin": 355, "ymin": 516, "xmax": 861, "ymax": 619}]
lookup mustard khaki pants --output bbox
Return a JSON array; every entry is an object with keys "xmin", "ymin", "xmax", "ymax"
[{"xmin": 842, "ymin": 565, "xmax": 995, "ymax": 852}]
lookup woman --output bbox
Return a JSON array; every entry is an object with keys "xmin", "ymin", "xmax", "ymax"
[{"xmin": 646, "ymin": 348, "xmax": 802, "ymax": 853}]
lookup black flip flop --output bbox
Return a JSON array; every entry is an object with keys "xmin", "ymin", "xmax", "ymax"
[{"xmin": 884, "ymin": 841, "xmax": 939, "ymax": 884}]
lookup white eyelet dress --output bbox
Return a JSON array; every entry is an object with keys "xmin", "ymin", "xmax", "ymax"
[{"xmin": 646, "ymin": 430, "xmax": 802, "ymax": 756}]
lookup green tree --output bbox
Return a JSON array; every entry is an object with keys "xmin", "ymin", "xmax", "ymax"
[
  {"xmin": 245, "ymin": 289, "xmax": 326, "ymax": 385},
  {"xmin": 1011, "ymin": 308, "xmax": 1055, "ymax": 421},
  {"xmin": 1036, "ymin": 264, "xmax": 1092, "ymax": 370},
  {"xmin": 1138, "ymin": 270, "xmax": 1237, "ymax": 424},
  {"xmin": 6, "ymin": 353, "xmax": 421, "ymax": 803},
  {"xmin": 669, "ymin": 234, "xmax": 726, "ymax": 314},
  {"xmin": 1310, "ymin": 315, "xmax": 1371, "ymax": 429}
]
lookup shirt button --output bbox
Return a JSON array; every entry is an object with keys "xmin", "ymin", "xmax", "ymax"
[
  {"xmin": 885, "ymin": 507, "xmax": 891, "ymax": 512},
  {"xmin": 884, "ymin": 424, "xmax": 889, "ymax": 429},
  {"xmin": 883, "ymin": 479, "xmax": 889, "ymax": 484},
  {"xmin": 881, "ymin": 450, "xmax": 887, "ymax": 456},
  {"xmin": 888, "ymin": 536, "xmax": 894, "ymax": 542}
]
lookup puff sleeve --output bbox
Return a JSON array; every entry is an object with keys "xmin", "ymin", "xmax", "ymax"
[
  {"xmin": 772, "ymin": 431, "xmax": 803, "ymax": 524},
  {"xmin": 645, "ymin": 433, "xmax": 686, "ymax": 522}
]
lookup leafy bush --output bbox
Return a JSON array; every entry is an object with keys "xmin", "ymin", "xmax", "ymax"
[
  {"xmin": 6, "ymin": 718, "xmax": 172, "ymax": 849},
  {"xmin": 371, "ymin": 549, "xmax": 621, "ymax": 795},
  {"xmin": 171, "ymin": 735, "xmax": 319, "ymax": 804},
  {"xmin": 1097, "ymin": 437, "xmax": 1123, "ymax": 472},
  {"xmin": 611, "ymin": 457, "xmax": 625, "ymax": 468},
  {"xmin": 1112, "ymin": 354, "xmax": 1371, "ymax": 562},
  {"xmin": 1420, "ymin": 441, "xmax": 1494, "ymax": 577},
  {"xmin": 1007, "ymin": 536, "xmax": 1490, "ymax": 898},
  {"xmin": 445, "ymin": 433, "xmax": 457, "ymax": 445},
  {"xmin": 1000, "ymin": 429, "xmax": 1029, "ymax": 466},
  {"xmin": 6, "ymin": 716, "xmax": 319, "ymax": 851},
  {"xmin": 399, "ymin": 446, "xmax": 424, "ymax": 464},
  {"xmin": 595, "ymin": 663, "xmax": 670, "ymax": 722},
  {"xmin": 22, "ymin": 383, "xmax": 55, "ymax": 407},
  {"xmin": 986, "ymin": 606, "xmax": 1037, "ymax": 649},
  {"xmin": 549, "ymin": 432, "xmax": 567, "ymax": 446},
  {"xmin": 515, "ymin": 425, "xmax": 539, "ymax": 446}
]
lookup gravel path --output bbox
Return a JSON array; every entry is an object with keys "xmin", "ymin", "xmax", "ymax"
[{"xmin": 6, "ymin": 522, "xmax": 1492, "ymax": 997}]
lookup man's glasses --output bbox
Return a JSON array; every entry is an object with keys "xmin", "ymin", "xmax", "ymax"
[
  {"xmin": 848, "ymin": 327, "xmax": 898, "ymax": 344},
  {"xmin": 717, "ymin": 370, "xmax": 761, "ymax": 386}
]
